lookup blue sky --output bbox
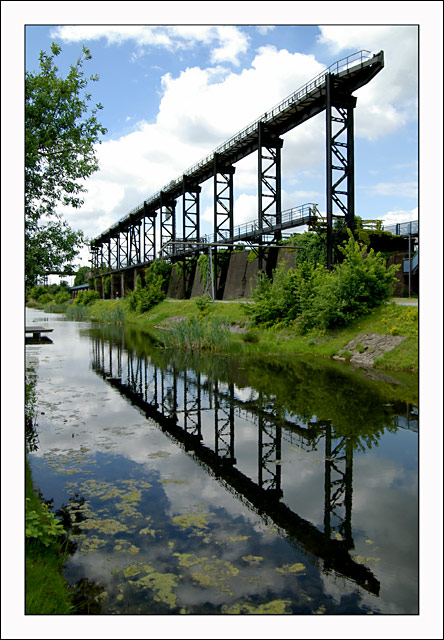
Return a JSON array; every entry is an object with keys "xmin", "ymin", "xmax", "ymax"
[{"xmin": 23, "ymin": 22, "xmax": 421, "ymax": 262}]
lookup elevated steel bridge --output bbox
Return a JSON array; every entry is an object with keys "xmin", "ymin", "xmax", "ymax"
[{"xmin": 90, "ymin": 50, "xmax": 384, "ymax": 289}]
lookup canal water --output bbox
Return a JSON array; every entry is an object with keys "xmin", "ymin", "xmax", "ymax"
[{"xmin": 25, "ymin": 308, "xmax": 418, "ymax": 615}]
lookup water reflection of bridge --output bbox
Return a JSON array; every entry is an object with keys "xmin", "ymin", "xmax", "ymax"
[{"xmin": 91, "ymin": 334, "xmax": 380, "ymax": 595}]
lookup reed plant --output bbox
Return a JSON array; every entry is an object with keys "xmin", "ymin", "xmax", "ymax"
[{"xmin": 161, "ymin": 317, "xmax": 231, "ymax": 352}]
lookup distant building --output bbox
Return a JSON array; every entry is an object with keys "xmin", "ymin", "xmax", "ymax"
[{"xmin": 69, "ymin": 283, "xmax": 90, "ymax": 299}]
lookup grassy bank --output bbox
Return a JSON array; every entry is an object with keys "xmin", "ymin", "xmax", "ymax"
[
  {"xmin": 25, "ymin": 457, "xmax": 73, "ymax": 614},
  {"xmin": 50, "ymin": 296, "xmax": 418, "ymax": 372}
]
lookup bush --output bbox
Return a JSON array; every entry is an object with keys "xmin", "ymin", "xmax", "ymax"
[
  {"xmin": 73, "ymin": 290, "xmax": 100, "ymax": 306},
  {"xmin": 38, "ymin": 292, "xmax": 54, "ymax": 305},
  {"xmin": 127, "ymin": 274, "xmax": 165, "ymax": 313},
  {"xmin": 54, "ymin": 291, "xmax": 71, "ymax": 304},
  {"xmin": 247, "ymin": 233, "xmax": 399, "ymax": 333}
]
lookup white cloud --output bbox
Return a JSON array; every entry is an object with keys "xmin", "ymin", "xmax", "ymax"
[
  {"xmin": 377, "ymin": 207, "xmax": 418, "ymax": 226},
  {"xmin": 50, "ymin": 25, "xmax": 250, "ymax": 66},
  {"xmin": 318, "ymin": 25, "xmax": 418, "ymax": 140},
  {"xmin": 72, "ymin": 47, "xmax": 327, "ymax": 239},
  {"xmin": 360, "ymin": 181, "xmax": 418, "ymax": 199}
]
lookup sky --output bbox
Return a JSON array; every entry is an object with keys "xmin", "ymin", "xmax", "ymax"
[{"xmin": 23, "ymin": 21, "xmax": 422, "ymax": 269}]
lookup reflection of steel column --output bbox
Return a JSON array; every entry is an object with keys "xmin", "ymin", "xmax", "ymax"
[
  {"xmin": 343, "ymin": 438, "xmax": 354, "ymax": 547},
  {"xmin": 257, "ymin": 392, "xmax": 283, "ymax": 496},
  {"xmin": 324, "ymin": 423, "xmax": 332, "ymax": 539},
  {"xmin": 323, "ymin": 428, "xmax": 354, "ymax": 550},
  {"xmin": 214, "ymin": 382, "xmax": 236, "ymax": 462},
  {"xmin": 183, "ymin": 370, "xmax": 202, "ymax": 438}
]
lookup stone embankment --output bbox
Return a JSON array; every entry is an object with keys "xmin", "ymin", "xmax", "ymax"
[{"xmin": 334, "ymin": 333, "xmax": 406, "ymax": 367}]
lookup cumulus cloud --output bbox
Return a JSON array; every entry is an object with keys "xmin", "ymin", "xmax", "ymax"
[
  {"xmin": 377, "ymin": 207, "xmax": 418, "ymax": 226},
  {"xmin": 48, "ymin": 27, "xmax": 417, "ymax": 246},
  {"xmin": 67, "ymin": 46, "xmax": 328, "ymax": 239},
  {"xmin": 50, "ymin": 25, "xmax": 249, "ymax": 66},
  {"xmin": 318, "ymin": 25, "xmax": 418, "ymax": 140},
  {"xmin": 360, "ymin": 181, "xmax": 418, "ymax": 199}
]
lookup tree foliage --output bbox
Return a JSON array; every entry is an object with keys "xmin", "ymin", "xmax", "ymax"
[
  {"xmin": 74, "ymin": 265, "xmax": 90, "ymax": 286},
  {"xmin": 25, "ymin": 43, "xmax": 107, "ymax": 287}
]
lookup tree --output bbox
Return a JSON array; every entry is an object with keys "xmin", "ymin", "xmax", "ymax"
[
  {"xmin": 25, "ymin": 43, "xmax": 107, "ymax": 288},
  {"xmin": 73, "ymin": 265, "xmax": 90, "ymax": 286}
]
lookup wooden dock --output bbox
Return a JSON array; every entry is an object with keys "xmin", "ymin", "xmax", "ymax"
[{"xmin": 26, "ymin": 326, "xmax": 53, "ymax": 339}]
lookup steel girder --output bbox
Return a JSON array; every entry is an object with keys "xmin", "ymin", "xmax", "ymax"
[{"xmin": 325, "ymin": 73, "xmax": 357, "ymax": 270}]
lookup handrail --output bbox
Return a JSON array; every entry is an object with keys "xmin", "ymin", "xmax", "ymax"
[
  {"xmin": 161, "ymin": 203, "xmax": 317, "ymax": 254},
  {"xmin": 382, "ymin": 220, "xmax": 418, "ymax": 236}
]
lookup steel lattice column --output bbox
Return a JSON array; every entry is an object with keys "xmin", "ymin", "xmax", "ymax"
[
  {"xmin": 213, "ymin": 153, "xmax": 235, "ymax": 298},
  {"xmin": 160, "ymin": 193, "xmax": 177, "ymax": 258},
  {"xmin": 90, "ymin": 246, "xmax": 99, "ymax": 270},
  {"xmin": 143, "ymin": 202, "xmax": 156, "ymax": 264},
  {"xmin": 182, "ymin": 175, "xmax": 201, "ymax": 243},
  {"xmin": 325, "ymin": 73, "xmax": 357, "ymax": 270},
  {"xmin": 120, "ymin": 230, "xmax": 129, "ymax": 267},
  {"xmin": 109, "ymin": 235, "xmax": 120, "ymax": 270},
  {"xmin": 257, "ymin": 122, "xmax": 283, "ymax": 271},
  {"xmin": 128, "ymin": 219, "xmax": 141, "ymax": 266}
]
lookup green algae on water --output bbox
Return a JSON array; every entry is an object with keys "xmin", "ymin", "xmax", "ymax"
[{"xmin": 223, "ymin": 599, "xmax": 291, "ymax": 614}]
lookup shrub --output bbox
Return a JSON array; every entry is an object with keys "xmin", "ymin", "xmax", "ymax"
[
  {"xmin": 73, "ymin": 290, "xmax": 100, "ymax": 306},
  {"xmin": 38, "ymin": 292, "xmax": 54, "ymax": 305},
  {"xmin": 195, "ymin": 294, "xmax": 213, "ymax": 317},
  {"xmin": 247, "ymin": 233, "xmax": 399, "ymax": 333},
  {"xmin": 127, "ymin": 273, "xmax": 165, "ymax": 313},
  {"xmin": 54, "ymin": 291, "xmax": 71, "ymax": 304}
]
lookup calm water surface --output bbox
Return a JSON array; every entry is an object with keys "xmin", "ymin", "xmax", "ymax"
[{"xmin": 25, "ymin": 308, "xmax": 418, "ymax": 615}]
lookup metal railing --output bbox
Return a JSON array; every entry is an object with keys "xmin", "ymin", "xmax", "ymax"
[
  {"xmin": 382, "ymin": 220, "xmax": 418, "ymax": 236},
  {"xmin": 161, "ymin": 203, "xmax": 317, "ymax": 257}
]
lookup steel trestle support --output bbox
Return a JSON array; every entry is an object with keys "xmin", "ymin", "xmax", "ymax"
[
  {"xmin": 257, "ymin": 122, "xmax": 283, "ymax": 271},
  {"xmin": 325, "ymin": 73, "xmax": 357, "ymax": 270}
]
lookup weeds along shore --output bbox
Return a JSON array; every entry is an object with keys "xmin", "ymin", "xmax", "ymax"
[{"xmin": 28, "ymin": 295, "xmax": 418, "ymax": 373}]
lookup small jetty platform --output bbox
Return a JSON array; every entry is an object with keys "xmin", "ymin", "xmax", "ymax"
[{"xmin": 26, "ymin": 326, "xmax": 53, "ymax": 339}]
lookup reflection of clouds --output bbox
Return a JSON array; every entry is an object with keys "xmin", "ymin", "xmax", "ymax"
[
  {"xmin": 345, "ymin": 451, "xmax": 418, "ymax": 614},
  {"xmin": 26, "ymin": 308, "xmax": 419, "ymax": 614}
]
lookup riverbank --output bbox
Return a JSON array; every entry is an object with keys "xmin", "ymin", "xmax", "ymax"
[
  {"xmin": 46, "ymin": 296, "xmax": 418, "ymax": 372},
  {"xmin": 25, "ymin": 457, "xmax": 73, "ymax": 614}
]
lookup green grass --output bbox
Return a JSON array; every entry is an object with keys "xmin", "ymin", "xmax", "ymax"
[
  {"xmin": 25, "ymin": 458, "xmax": 73, "ymax": 614},
  {"xmin": 43, "ymin": 296, "xmax": 418, "ymax": 372}
]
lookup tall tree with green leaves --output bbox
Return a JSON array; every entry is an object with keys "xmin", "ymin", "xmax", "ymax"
[{"xmin": 25, "ymin": 43, "xmax": 107, "ymax": 288}]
